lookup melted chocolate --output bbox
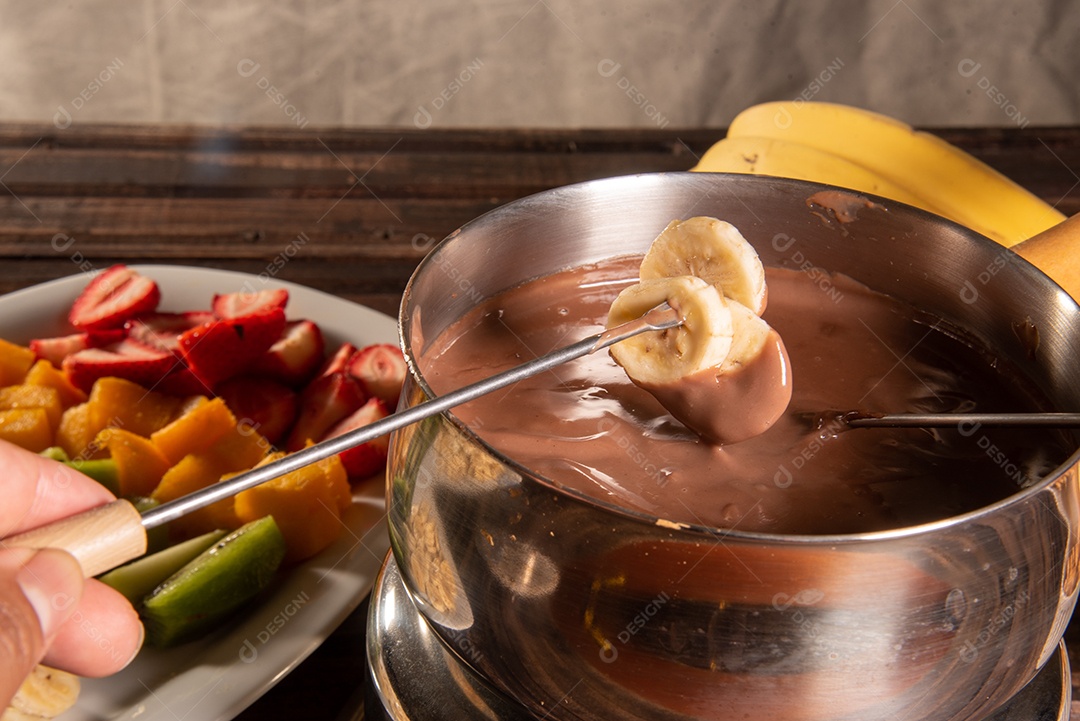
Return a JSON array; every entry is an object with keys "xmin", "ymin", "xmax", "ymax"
[{"xmin": 420, "ymin": 258, "xmax": 1072, "ymax": 534}]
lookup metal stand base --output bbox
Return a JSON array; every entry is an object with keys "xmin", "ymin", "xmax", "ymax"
[{"xmin": 365, "ymin": 554, "xmax": 1070, "ymax": 721}]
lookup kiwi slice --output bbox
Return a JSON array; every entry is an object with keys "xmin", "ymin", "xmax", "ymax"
[
  {"xmin": 142, "ymin": 516, "xmax": 286, "ymax": 647},
  {"xmin": 98, "ymin": 528, "xmax": 228, "ymax": 604},
  {"xmin": 40, "ymin": 447, "xmax": 120, "ymax": 495}
]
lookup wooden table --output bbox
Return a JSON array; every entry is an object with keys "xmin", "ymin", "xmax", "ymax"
[{"xmin": 1, "ymin": 124, "xmax": 1078, "ymax": 719}]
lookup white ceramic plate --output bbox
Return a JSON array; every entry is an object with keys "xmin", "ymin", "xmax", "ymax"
[{"xmin": 0, "ymin": 265, "xmax": 395, "ymax": 721}]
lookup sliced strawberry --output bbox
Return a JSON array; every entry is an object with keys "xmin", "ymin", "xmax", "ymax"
[
  {"xmin": 216, "ymin": 375, "xmax": 299, "ymax": 446},
  {"xmin": 248, "ymin": 320, "xmax": 325, "ymax": 387},
  {"xmin": 126, "ymin": 311, "xmax": 214, "ymax": 354},
  {"xmin": 321, "ymin": 397, "xmax": 391, "ymax": 479},
  {"xmin": 30, "ymin": 334, "xmax": 90, "ymax": 366},
  {"xmin": 347, "ymin": 344, "xmax": 407, "ymax": 406},
  {"xmin": 316, "ymin": 343, "xmax": 358, "ymax": 379},
  {"xmin": 69, "ymin": 265, "xmax": 161, "ymax": 330},
  {"xmin": 285, "ymin": 372, "xmax": 366, "ymax": 452},
  {"xmin": 212, "ymin": 288, "xmax": 289, "ymax": 320},
  {"xmin": 29, "ymin": 329, "xmax": 126, "ymax": 367},
  {"xmin": 176, "ymin": 308, "xmax": 287, "ymax": 389},
  {"xmin": 156, "ymin": 367, "xmax": 212, "ymax": 396},
  {"xmin": 62, "ymin": 339, "xmax": 177, "ymax": 393}
]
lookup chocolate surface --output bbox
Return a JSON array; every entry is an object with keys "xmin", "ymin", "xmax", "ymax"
[{"xmin": 420, "ymin": 257, "xmax": 1071, "ymax": 534}]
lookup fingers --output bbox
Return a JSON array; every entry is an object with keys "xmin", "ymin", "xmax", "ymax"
[
  {"xmin": 0, "ymin": 441, "xmax": 143, "ymax": 702},
  {"xmin": 41, "ymin": 579, "xmax": 144, "ymax": 678},
  {"xmin": 0, "ymin": 548, "xmax": 83, "ymax": 708},
  {"xmin": 0, "ymin": 439, "xmax": 115, "ymax": 537}
]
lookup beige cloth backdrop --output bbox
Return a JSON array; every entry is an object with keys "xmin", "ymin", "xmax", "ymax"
[{"xmin": 1, "ymin": 0, "xmax": 1077, "ymax": 129}]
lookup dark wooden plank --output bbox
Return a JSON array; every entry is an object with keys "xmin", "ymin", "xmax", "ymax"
[
  {"xmin": 0, "ymin": 123, "xmax": 722, "ymax": 155},
  {"xmin": 0, "ymin": 148, "xmax": 702, "ymax": 198},
  {"xmin": 0, "ymin": 124, "xmax": 1076, "ymax": 319},
  {"xmin": 0, "ymin": 197, "xmax": 499, "ymax": 243},
  {"xmin": 0, "ymin": 124, "xmax": 1075, "ymax": 211}
]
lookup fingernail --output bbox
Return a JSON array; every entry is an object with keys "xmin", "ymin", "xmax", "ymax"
[
  {"xmin": 16, "ymin": 549, "xmax": 83, "ymax": 641},
  {"xmin": 122, "ymin": 623, "xmax": 146, "ymax": 668}
]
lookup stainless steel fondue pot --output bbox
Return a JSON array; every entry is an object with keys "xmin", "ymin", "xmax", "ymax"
[{"xmin": 385, "ymin": 173, "xmax": 1080, "ymax": 721}]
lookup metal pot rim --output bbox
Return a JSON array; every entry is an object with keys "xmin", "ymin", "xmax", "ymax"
[{"xmin": 398, "ymin": 171, "xmax": 1080, "ymax": 546}]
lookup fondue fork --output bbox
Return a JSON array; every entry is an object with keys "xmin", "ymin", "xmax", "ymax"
[
  {"xmin": 837, "ymin": 411, "xmax": 1080, "ymax": 429},
  {"xmin": 6, "ymin": 305, "xmax": 683, "ymax": 578}
]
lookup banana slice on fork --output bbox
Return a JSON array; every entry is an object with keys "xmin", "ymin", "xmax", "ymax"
[
  {"xmin": 607, "ymin": 275, "xmax": 734, "ymax": 385},
  {"xmin": 640, "ymin": 217, "xmax": 768, "ymax": 315},
  {"xmin": 608, "ymin": 217, "xmax": 791, "ymax": 444}
]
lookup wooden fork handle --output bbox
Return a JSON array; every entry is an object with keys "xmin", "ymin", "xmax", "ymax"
[{"xmin": 4, "ymin": 499, "xmax": 147, "ymax": 578}]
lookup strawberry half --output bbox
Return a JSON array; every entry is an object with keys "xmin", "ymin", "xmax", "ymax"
[
  {"xmin": 321, "ymin": 396, "xmax": 391, "ymax": 479},
  {"xmin": 69, "ymin": 265, "xmax": 162, "ymax": 330},
  {"xmin": 29, "ymin": 329, "xmax": 126, "ymax": 368},
  {"xmin": 249, "ymin": 320, "xmax": 325, "ymax": 387},
  {"xmin": 62, "ymin": 338, "xmax": 178, "ymax": 393},
  {"xmin": 316, "ymin": 343, "xmax": 358, "ymax": 379},
  {"xmin": 285, "ymin": 371, "xmax": 366, "ymax": 452},
  {"xmin": 212, "ymin": 288, "xmax": 289, "ymax": 320},
  {"xmin": 216, "ymin": 375, "xmax": 299, "ymax": 446},
  {"xmin": 347, "ymin": 344, "xmax": 407, "ymax": 406},
  {"xmin": 125, "ymin": 311, "xmax": 215, "ymax": 354},
  {"xmin": 156, "ymin": 366, "xmax": 212, "ymax": 397},
  {"xmin": 177, "ymin": 308, "xmax": 287, "ymax": 389}
]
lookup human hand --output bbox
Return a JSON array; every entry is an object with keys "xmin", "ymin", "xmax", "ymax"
[{"xmin": 0, "ymin": 440, "xmax": 144, "ymax": 708}]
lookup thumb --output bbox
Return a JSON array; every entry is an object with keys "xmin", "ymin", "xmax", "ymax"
[{"xmin": 0, "ymin": 548, "xmax": 83, "ymax": 707}]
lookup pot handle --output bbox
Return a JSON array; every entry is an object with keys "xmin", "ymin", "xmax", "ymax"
[{"xmin": 1013, "ymin": 213, "xmax": 1080, "ymax": 301}]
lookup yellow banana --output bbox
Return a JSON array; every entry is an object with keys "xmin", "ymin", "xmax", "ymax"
[
  {"xmin": 719, "ymin": 101, "xmax": 1064, "ymax": 246},
  {"xmin": 692, "ymin": 135, "xmax": 942, "ymax": 215}
]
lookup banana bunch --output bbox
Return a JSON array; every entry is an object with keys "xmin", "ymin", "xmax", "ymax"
[
  {"xmin": 607, "ymin": 217, "xmax": 791, "ymax": 444},
  {"xmin": 693, "ymin": 102, "xmax": 1064, "ymax": 247}
]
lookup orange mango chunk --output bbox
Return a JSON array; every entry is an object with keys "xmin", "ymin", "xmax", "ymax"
[
  {"xmin": 95, "ymin": 427, "xmax": 172, "ymax": 498},
  {"xmin": 152, "ymin": 452, "xmax": 231, "ymax": 505},
  {"xmin": 152, "ymin": 425, "xmax": 270, "ymax": 539},
  {"xmin": 0, "ymin": 339, "xmax": 35, "ymax": 387},
  {"xmin": 214, "ymin": 425, "xmax": 271, "ymax": 472},
  {"xmin": 234, "ymin": 450, "xmax": 351, "ymax": 563},
  {"xmin": 56, "ymin": 403, "xmax": 99, "ymax": 459},
  {"xmin": 153, "ymin": 454, "xmax": 242, "ymax": 540},
  {"xmin": 24, "ymin": 360, "xmax": 88, "ymax": 408},
  {"xmin": 0, "ymin": 408, "xmax": 53, "ymax": 452},
  {"xmin": 87, "ymin": 377, "xmax": 183, "ymax": 439},
  {"xmin": 151, "ymin": 397, "xmax": 238, "ymax": 465},
  {"xmin": 0, "ymin": 384, "xmax": 63, "ymax": 431},
  {"xmin": 152, "ymin": 427, "xmax": 270, "ymax": 503}
]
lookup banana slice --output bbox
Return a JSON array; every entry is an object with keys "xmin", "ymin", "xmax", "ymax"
[
  {"xmin": 721, "ymin": 299, "xmax": 775, "ymax": 374},
  {"xmin": 640, "ymin": 217, "xmax": 767, "ymax": 315},
  {"xmin": 3, "ymin": 665, "xmax": 80, "ymax": 720},
  {"xmin": 607, "ymin": 275, "xmax": 733, "ymax": 386},
  {"xmin": 607, "ymin": 218, "xmax": 792, "ymax": 444}
]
